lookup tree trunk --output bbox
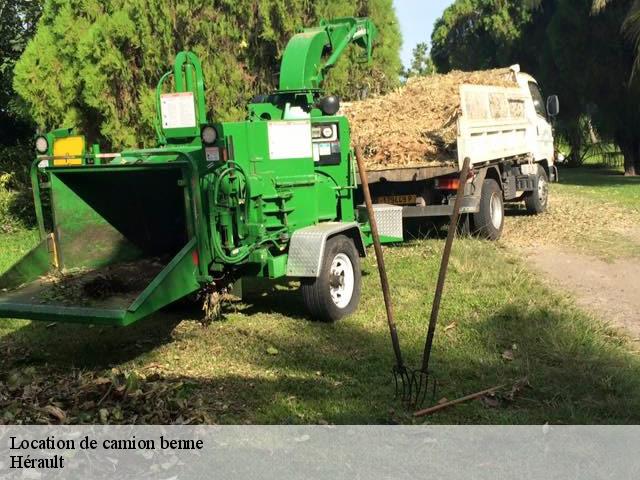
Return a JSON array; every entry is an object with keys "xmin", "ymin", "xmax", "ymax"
[
  {"xmin": 587, "ymin": 118, "xmax": 599, "ymax": 144},
  {"xmin": 568, "ymin": 129, "xmax": 583, "ymax": 166},
  {"xmin": 620, "ymin": 142, "xmax": 639, "ymax": 176}
]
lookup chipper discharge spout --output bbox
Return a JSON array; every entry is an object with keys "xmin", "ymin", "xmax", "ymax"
[{"xmin": 0, "ymin": 17, "xmax": 396, "ymax": 327}]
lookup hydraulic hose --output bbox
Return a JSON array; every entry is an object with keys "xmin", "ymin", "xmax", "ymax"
[{"xmin": 211, "ymin": 163, "xmax": 253, "ymax": 264}]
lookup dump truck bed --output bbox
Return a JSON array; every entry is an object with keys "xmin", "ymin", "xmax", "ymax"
[
  {"xmin": 358, "ymin": 163, "xmax": 458, "ymax": 184},
  {"xmin": 353, "ymin": 82, "xmax": 536, "ymax": 184}
]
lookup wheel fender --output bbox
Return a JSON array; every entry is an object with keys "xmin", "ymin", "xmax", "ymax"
[
  {"xmin": 469, "ymin": 166, "xmax": 501, "ymax": 200},
  {"xmin": 287, "ymin": 222, "xmax": 365, "ymax": 278}
]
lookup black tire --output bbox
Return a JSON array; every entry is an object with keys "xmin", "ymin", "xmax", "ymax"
[
  {"xmin": 524, "ymin": 165, "xmax": 549, "ymax": 215},
  {"xmin": 472, "ymin": 178, "xmax": 504, "ymax": 241},
  {"xmin": 301, "ymin": 235, "xmax": 362, "ymax": 322}
]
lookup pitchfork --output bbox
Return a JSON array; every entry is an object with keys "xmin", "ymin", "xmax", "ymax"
[
  {"xmin": 410, "ymin": 157, "xmax": 471, "ymax": 407},
  {"xmin": 355, "ymin": 147, "xmax": 411, "ymax": 401}
]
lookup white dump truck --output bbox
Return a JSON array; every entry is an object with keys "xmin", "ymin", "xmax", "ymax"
[{"xmin": 358, "ymin": 65, "xmax": 559, "ymax": 241}]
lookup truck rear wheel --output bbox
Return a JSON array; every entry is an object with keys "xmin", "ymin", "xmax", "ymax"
[
  {"xmin": 524, "ymin": 165, "xmax": 549, "ymax": 215},
  {"xmin": 301, "ymin": 235, "xmax": 362, "ymax": 322},
  {"xmin": 473, "ymin": 179, "xmax": 504, "ymax": 241}
]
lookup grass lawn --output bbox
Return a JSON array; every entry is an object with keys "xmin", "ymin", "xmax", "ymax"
[
  {"xmin": 559, "ymin": 165, "xmax": 640, "ymax": 213},
  {"xmin": 2, "ymin": 219, "xmax": 640, "ymax": 424}
]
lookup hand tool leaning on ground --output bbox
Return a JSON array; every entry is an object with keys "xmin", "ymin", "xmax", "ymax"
[
  {"xmin": 410, "ymin": 157, "xmax": 472, "ymax": 407},
  {"xmin": 355, "ymin": 146, "xmax": 411, "ymax": 401}
]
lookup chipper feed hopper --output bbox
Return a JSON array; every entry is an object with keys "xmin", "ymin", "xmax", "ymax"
[{"xmin": 0, "ymin": 17, "xmax": 404, "ymax": 326}]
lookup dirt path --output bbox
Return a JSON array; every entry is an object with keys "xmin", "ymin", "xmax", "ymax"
[
  {"xmin": 500, "ymin": 189, "xmax": 640, "ymax": 340},
  {"xmin": 525, "ymin": 245, "xmax": 640, "ymax": 341},
  {"xmin": 497, "ymin": 187, "xmax": 640, "ymax": 340}
]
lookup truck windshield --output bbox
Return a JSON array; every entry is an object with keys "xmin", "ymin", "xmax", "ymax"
[{"xmin": 528, "ymin": 82, "xmax": 546, "ymax": 118}]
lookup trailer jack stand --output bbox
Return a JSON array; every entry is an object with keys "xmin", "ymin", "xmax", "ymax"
[{"xmin": 198, "ymin": 276, "xmax": 237, "ymax": 325}]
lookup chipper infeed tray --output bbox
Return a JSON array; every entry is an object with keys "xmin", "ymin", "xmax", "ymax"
[{"xmin": 0, "ymin": 160, "xmax": 203, "ymax": 326}]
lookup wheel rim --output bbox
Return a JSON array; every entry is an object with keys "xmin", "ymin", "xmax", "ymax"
[
  {"xmin": 329, "ymin": 253, "xmax": 354, "ymax": 309},
  {"xmin": 490, "ymin": 193, "xmax": 503, "ymax": 229},
  {"xmin": 537, "ymin": 176, "xmax": 549, "ymax": 206}
]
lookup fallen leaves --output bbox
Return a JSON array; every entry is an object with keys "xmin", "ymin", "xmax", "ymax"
[
  {"xmin": 502, "ymin": 192, "xmax": 640, "ymax": 257},
  {"xmin": 42, "ymin": 405, "xmax": 66, "ymax": 422},
  {"xmin": 479, "ymin": 377, "xmax": 531, "ymax": 410},
  {"xmin": 501, "ymin": 343, "xmax": 518, "ymax": 361},
  {"xmin": 501, "ymin": 349, "xmax": 515, "ymax": 361},
  {"xmin": 0, "ymin": 366, "xmax": 213, "ymax": 425}
]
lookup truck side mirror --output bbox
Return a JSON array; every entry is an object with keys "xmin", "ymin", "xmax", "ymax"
[{"xmin": 547, "ymin": 95, "xmax": 560, "ymax": 117}]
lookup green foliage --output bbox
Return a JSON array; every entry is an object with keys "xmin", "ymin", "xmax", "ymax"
[
  {"xmin": 14, "ymin": 0, "xmax": 401, "ymax": 149},
  {"xmin": 401, "ymin": 42, "xmax": 434, "ymax": 81},
  {"xmin": 431, "ymin": 0, "xmax": 532, "ymax": 73},
  {"xmin": 0, "ymin": 0, "xmax": 42, "ymax": 143},
  {"xmin": 0, "ymin": 144, "xmax": 35, "ymax": 230},
  {"xmin": 534, "ymin": 0, "xmax": 640, "ymax": 175},
  {"xmin": 0, "ymin": 1, "xmax": 42, "ymax": 228}
]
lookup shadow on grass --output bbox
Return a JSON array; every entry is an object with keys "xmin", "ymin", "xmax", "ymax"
[
  {"xmin": 0, "ymin": 310, "xmax": 187, "ymax": 368},
  {"xmin": 2, "ymin": 292, "xmax": 640, "ymax": 424},
  {"xmin": 433, "ymin": 303, "xmax": 640, "ymax": 424},
  {"xmin": 559, "ymin": 166, "xmax": 640, "ymax": 188}
]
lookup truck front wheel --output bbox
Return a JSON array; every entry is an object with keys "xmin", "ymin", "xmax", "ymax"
[
  {"xmin": 524, "ymin": 165, "xmax": 549, "ymax": 215},
  {"xmin": 473, "ymin": 179, "xmax": 504, "ymax": 241},
  {"xmin": 301, "ymin": 235, "xmax": 362, "ymax": 322}
]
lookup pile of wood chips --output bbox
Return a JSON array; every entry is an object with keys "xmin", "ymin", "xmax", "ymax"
[{"xmin": 342, "ymin": 68, "xmax": 518, "ymax": 171}]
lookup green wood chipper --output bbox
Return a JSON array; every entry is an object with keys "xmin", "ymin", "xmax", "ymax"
[{"xmin": 0, "ymin": 17, "xmax": 404, "ymax": 326}]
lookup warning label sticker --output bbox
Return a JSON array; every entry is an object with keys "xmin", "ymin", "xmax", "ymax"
[
  {"xmin": 268, "ymin": 121, "xmax": 312, "ymax": 160},
  {"xmin": 161, "ymin": 93, "xmax": 197, "ymax": 129}
]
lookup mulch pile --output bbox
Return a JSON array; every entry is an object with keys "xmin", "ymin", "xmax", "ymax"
[{"xmin": 342, "ymin": 68, "xmax": 517, "ymax": 170}]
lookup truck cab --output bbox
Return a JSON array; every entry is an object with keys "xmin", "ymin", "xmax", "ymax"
[{"xmin": 514, "ymin": 69, "xmax": 558, "ymax": 180}]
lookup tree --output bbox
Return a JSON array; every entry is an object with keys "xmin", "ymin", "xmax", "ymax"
[
  {"xmin": 431, "ymin": 0, "xmax": 533, "ymax": 73},
  {"xmin": 401, "ymin": 42, "xmax": 435, "ymax": 81},
  {"xmin": 0, "ymin": 0, "xmax": 42, "ymax": 146},
  {"xmin": 14, "ymin": 0, "xmax": 401, "ymax": 149},
  {"xmin": 532, "ymin": 0, "xmax": 640, "ymax": 175}
]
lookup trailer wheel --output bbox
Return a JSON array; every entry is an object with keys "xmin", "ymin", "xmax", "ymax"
[
  {"xmin": 473, "ymin": 179, "xmax": 504, "ymax": 241},
  {"xmin": 524, "ymin": 165, "xmax": 549, "ymax": 215},
  {"xmin": 301, "ymin": 235, "xmax": 362, "ymax": 322}
]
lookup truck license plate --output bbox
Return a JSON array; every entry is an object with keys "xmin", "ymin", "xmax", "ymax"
[{"xmin": 376, "ymin": 195, "xmax": 416, "ymax": 206}]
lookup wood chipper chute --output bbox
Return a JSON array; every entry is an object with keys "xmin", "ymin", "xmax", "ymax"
[
  {"xmin": 0, "ymin": 149, "xmax": 208, "ymax": 326},
  {"xmin": 0, "ymin": 18, "xmax": 403, "ymax": 327}
]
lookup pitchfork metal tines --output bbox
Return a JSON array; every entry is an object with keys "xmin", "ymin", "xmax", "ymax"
[
  {"xmin": 409, "ymin": 369, "xmax": 437, "ymax": 407},
  {"xmin": 393, "ymin": 365, "xmax": 412, "ymax": 402}
]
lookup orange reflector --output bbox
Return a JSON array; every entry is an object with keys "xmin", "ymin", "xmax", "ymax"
[
  {"xmin": 53, "ymin": 136, "xmax": 85, "ymax": 166},
  {"xmin": 435, "ymin": 178, "xmax": 460, "ymax": 190}
]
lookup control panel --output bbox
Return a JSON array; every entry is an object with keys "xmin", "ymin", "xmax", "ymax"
[{"xmin": 311, "ymin": 123, "xmax": 341, "ymax": 165}]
